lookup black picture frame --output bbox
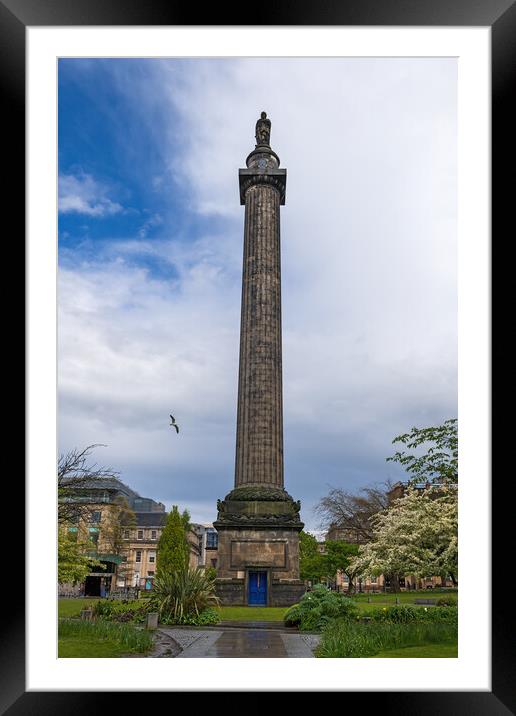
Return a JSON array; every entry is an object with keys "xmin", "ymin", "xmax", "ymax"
[{"xmin": 7, "ymin": 0, "xmax": 510, "ymax": 711}]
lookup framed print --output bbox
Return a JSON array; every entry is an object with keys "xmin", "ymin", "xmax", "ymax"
[{"xmin": 7, "ymin": 0, "xmax": 512, "ymax": 711}]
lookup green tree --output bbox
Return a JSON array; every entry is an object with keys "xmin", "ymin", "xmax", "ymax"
[
  {"xmin": 299, "ymin": 530, "xmax": 328, "ymax": 583},
  {"xmin": 387, "ymin": 418, "xmax": 458, "ymax": 486},
  {"xmin": 324, "ymin": 540, "xmax": 360, "ymax": 593},
  {"xmin": 156, "ymin": 506, "xmax": 191, "ymax": 577},
  {"xmin": 204, "ymin": 566, "xmax": 217, "ymax": 581},
  {"xmin": 58, "ymin": 530, "xmax": 104, "ymax": 585}
]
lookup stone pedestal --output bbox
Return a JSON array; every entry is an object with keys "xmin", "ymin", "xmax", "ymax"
[
  {"xmin": 145, "ymin": 612, "xmax": 159, "ymax": 630},
  {"xmin": 214, "ymin": 485, "xmax": 305, "ymax": 606}
]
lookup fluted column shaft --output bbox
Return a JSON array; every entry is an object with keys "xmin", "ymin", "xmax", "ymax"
[{"xmin": 234, "ymin": 183, "xmax": 283, "ymax": 488}]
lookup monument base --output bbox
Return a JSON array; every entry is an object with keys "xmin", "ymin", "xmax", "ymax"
[
  {"xmin": 213, "ymin": 486, "xmax": 305, "ymax": 606},
  {"xmin": 214, "ymin": 577, "xmax": 306, "ymax": 607}
]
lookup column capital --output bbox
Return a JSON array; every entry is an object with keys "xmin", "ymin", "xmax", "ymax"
[{"xmin": 238, "ymin": 168, "xmax": 287, "ymax": 206}]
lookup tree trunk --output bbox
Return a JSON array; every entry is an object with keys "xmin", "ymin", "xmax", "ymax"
[{"xmin": 390, "ymin": 573, "xmax": 400, "ymax": 593}]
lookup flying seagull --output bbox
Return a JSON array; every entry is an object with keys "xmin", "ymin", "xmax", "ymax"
[{"xmin": 169, "ymin": 414, "xmax": 179, "ymax": 433}]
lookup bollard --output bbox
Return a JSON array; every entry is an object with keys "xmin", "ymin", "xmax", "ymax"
[
  {"xmin": 396, "ymin": 597, "xmax": 400, "ymax": 605},
  {"xmin": 80, "ymin": 609, "xmax": 93, "ymax": 621},
  {"xmin": 146, "ymin": 612, "xmax": 159, "ymax": 630}
]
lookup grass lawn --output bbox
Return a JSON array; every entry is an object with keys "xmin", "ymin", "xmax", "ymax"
[
  {"xmin": 58, "ymin": 618, "xmax": 153, "ymax": 658},
  {"xmin": 352, "ymin": 601, "xmax": 435, "ymax": 613},
  {"xmin": 216, "ymin": 606, "xmax": 288, "ymax": 621},
  {"xmin": 58, "ymin": 597, "xmax": 151, "ymax": 619},
  {"xmin": 350, "ymin": 590, "xmax": 457, "ymax": 612},
  {"xmin": 58, "ymin": 635, "xmax": 139, "ymax": 658},
  {"xmin": 372, "ymin": 642, "xmax": 458, "ymax": 658},
  {"xmin": 58, "ymin": 600, "xmax": 288, "ymax": 624},
  {"xmin": 58, "ymin": 598, "xmax": 98, "ymax": 618},
  {"xmin": 351, "ymin": 589, "xmax": 456, "ymax": 603}
]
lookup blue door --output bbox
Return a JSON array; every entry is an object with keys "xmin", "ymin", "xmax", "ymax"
[{"xmin": 248, "ymin": 571, "xmax": 267, "ymax": 605}]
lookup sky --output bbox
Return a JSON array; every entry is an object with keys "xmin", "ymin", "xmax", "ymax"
[{"xmin": 58, "ymin": 57, "xmax": 457, "ymax": 533}]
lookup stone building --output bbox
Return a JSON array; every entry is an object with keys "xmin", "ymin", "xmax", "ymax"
[
  {"xmin": 214, "ymin": 113, "xmax": 305, "ymax": 606},
  {"xmin": 59, "ymin": 503, "xmax": 124, "ymax": 597},
  {"xmin": 192, "ymin": 523, "xmax": 219, "ymax": 571},
  {"xmin": 58, "ymin": 477, "xmax": 202, "ymax": 596},
  {"xmin": 121, "ymin": 513, "xmax": 201, "ymax": 593}
]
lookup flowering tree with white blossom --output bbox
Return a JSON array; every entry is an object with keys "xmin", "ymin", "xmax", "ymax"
[{"xmin": 350, "ymin": 485, "xmax": 458, "ymax": 587}]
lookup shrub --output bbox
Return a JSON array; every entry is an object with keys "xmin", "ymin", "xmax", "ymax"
[
  {"xmin": 436, "ymin": 595, "xmax": 458, "ymax": 607},
  {"xmin": 160, "ymin": 607, "xmax": 220, "ymax": 626},
  {"xmin": 283, "ymin": 585, "xmax": 357, "ymax": 632},
  {"xmin": 368, "ymin": 605, "xmax": 420, "ymax": 623},
  {"xmin": 92, "ymin": 599, "xmax": 151, "ymax": 624},
  {"xmin": 204, "ymin": 566, "xmax": 217, "ymax": 581},
  {"xmin": 284, "ymin": 603, "xmax": 302, "ymax": 627},
  {"xmin": 149, "ymin": 567, "xmax": 219, "ymax": 624},
  {"xmin": 58, "ymin": 618, "xmax": 153, "ymax": 653},
  {"xmin": 367, "ymin": 605, "xmax": 457, "ymax": 625},
  {"xmin": 316, "ymin": 619, "xmax": 457, "ymax": 658},
  {"xmin": 421, "ymin": 606, "xmax": 458, "ymax": 624}
]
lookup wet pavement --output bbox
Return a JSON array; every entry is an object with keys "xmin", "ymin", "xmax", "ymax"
[
  {"xmin": 156, "ymin": 626, "xmax": 320, "ymax": 658},
  {"xmin": 203, "ymin": 629, "xmax": 288, "ymax": 657}
]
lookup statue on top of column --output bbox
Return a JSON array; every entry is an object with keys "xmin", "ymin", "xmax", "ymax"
[{"xmin": 255, "ymin": 111, "xmax": 271, "ymax": 146}]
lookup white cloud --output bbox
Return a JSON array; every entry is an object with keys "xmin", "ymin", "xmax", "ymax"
[
  {"xmin": 138, "ymin": 212, "xmax": 163, "ymax": 238},
  {"xmin": 58, "ymin": 58, "xmax": 457, "ymax": 530},
  {"xmin": 59, "ymin": 172, "xmax": 123, "ymax": 216}
]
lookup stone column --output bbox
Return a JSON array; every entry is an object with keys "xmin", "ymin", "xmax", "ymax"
[
  {"xmin": 235, "ymin": 180, "xmax": 284, "ymax": 488},
  {"xmin": 233, "ymin": 111, "xmax": 287, "ymax": 490},
  {"xmin": 214, "ymin": 113, "xmax": 304, "ymax": 605}
]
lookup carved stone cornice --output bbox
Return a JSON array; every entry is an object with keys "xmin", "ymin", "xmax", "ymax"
[
  {"xmin": 224, "ymin": 486, "xmax": 294, "ymax": 502},
  {"xmin": 215, "ymin": 490, "xmax": 303, "ymax": 531},
  {"xmin": 239, "ymin": 168, "xmax": 287, "ymax": 205},
  {"xmin": 214, "ymin": 514, "xmax": 304, "ymax": 531}
]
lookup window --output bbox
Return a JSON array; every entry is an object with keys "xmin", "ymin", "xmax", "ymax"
[
  {"xmin": 88, "ymin": 527, "xmax": 99, "ymax": 545},
  {"xmin": 137, "ymin": 530, "xmax": 144, "ymax": 540},
  {"xmin": 89, "ymin": 511, "xmax": 101, "ymax": 523},
  {"xmin": 149, "ymin": 552, "xmax": 155, "ymax": 563},
  {"xmin": 151, "ymin": 530, "xmax": 157, "ymax": 540},
  {"xmin": 343, "ymin": 574, "xmax": 350, "ymax": 583},
  {"xmin": 370, "ymin": 575, "xmax": 377, "ymax": 583},
  {"xmin": 147, "ymin": 570, "xmax": 155, "ymax": 576},
  {"xmin": 123, "ymin": 530, "xmax": 130, "ymax": 540},
  {"xmin": 135, "ymin": 551, "xmax": 142, "ymax": 563},
  {"xmin": 206, "ymin": 531, "xmax": 218, "ymax": 549}
]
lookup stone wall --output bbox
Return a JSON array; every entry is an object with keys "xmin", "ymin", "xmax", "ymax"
[
  {"xmin": 216, "ymin": 526, "xmax": 301, "ymax": 580},
  {"xmin": 269, "ymin": 580, "xmax": 306, "ymax": 606},
  {"xmin": 214, "ymin": 577, "xmax": 306, "ymax": 607},
  {"xmin": 214, "ymin": 578, "xmax": 245, "ymax": 606}
]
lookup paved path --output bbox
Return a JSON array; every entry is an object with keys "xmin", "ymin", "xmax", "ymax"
[{"xmin": 156, "ymin": 626, "xmax": 320, "ymax": 658}]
